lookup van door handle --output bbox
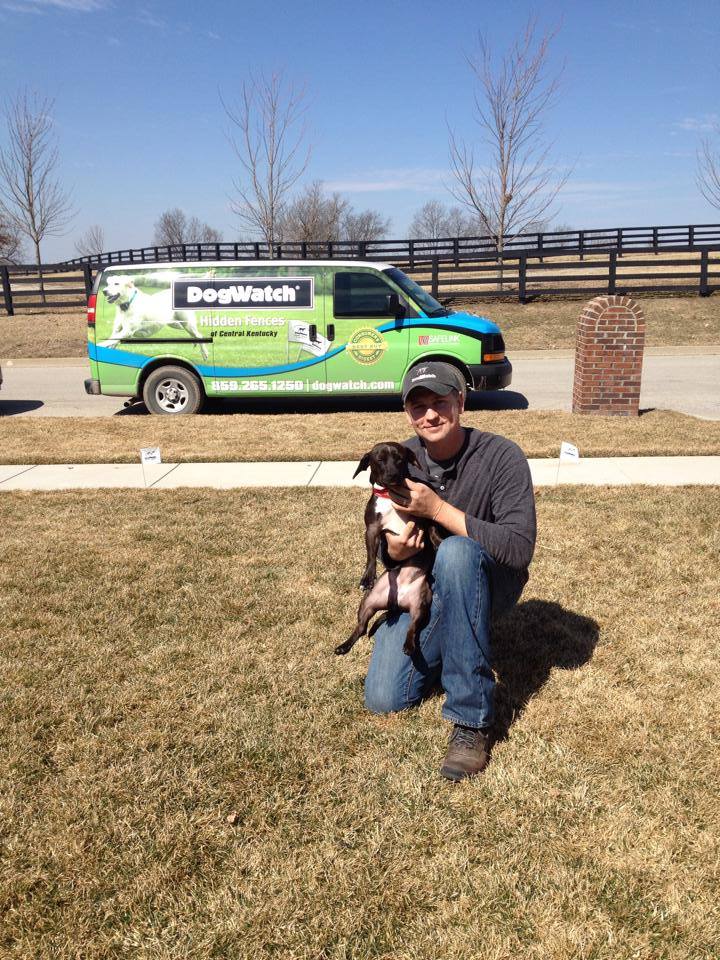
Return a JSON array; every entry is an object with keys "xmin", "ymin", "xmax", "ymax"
[
  {"xmin": 326, "ymin": 324, "xmax": 335, "ymax": 341},
  {"xmin": 309, "ymin": 324, "xmax": 317, "ymax": 341}
]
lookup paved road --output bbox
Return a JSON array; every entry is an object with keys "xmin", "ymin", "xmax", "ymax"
[{"xmin": 1, "ymin": 350, "xmax": 718, "ymax": 419}]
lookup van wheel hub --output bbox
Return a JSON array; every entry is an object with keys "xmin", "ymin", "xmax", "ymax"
[{"xmin": 156, "ymin": 378, "xmax": 188, "ymax": 412}]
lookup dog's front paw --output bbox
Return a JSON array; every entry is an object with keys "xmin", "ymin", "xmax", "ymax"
[
  {"xmin": 359, "ymin": 576, "xmax": 375, "ymax": 591},
  {"xmin": 334, "ymin": 640, "xmax": 353, "ymax": 656}
]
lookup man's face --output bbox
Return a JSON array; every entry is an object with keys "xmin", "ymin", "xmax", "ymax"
[{"xmin": 404, "ymin": 387, "xmax": 465, "ymax": 446}]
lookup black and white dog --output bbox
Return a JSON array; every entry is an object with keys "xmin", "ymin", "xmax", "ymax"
[{"xmin": 335, "ymin": 441, "xmax": 443, "ymax": 658}]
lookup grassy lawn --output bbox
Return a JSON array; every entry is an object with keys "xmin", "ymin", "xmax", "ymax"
[
  {"xmin": 0, "ymin": 409, "xmax": 719, "ymax": 464},
  {"xmin": 1, "ymin": 487, "xmax": 718, "ymax": 958},
  {"xmin": 2, "ymin": 292, "xmax": 719, "ymax": 358}
]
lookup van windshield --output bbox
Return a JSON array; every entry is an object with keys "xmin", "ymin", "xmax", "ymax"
[{"xmin": 384, "ymin": 268, "xmax": 449, "ymax": 317}]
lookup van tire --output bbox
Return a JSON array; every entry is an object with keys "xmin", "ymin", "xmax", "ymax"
[{"xmin": 142, "ymin": 365, "xmax": 204, "ymax": 415}]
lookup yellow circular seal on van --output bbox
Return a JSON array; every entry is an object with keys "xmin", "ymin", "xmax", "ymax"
[{"xmin": 347, "ymin": 327, "xmax": 388, "ymax": 365}]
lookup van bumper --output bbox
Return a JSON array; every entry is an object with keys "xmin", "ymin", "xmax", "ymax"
[
  {"xmin": 468, "ymin": 359, "xmax": 512, "ymax": 391},
  {"xmin": 84, "ymin": 378, "xmax": 102, "ymax": 395}
]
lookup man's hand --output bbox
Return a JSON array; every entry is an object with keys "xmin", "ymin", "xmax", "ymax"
[
  {"xmin": 385, "ymin": 520, "xmax": 426, "ymax": 562},
  {"xmin": 390, "ymin": 479, "xmax": 442, "ymax": 520}
]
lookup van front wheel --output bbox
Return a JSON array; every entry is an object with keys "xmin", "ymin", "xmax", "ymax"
[{"xmin": 143, "ymin": 365, "xmax": 204, "ymax": 415}]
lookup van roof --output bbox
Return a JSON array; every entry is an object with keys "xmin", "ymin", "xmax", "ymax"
[{"xmin": 100, "ymin": 259, "xmax": 396, "ymax": 272}]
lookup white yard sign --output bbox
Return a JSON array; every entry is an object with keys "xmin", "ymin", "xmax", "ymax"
[{"xmin": 140, "ymin": 447, "xmax": 162, "ymax": 465}]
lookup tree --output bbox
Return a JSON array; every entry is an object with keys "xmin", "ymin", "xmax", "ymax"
[
  {"xmin": 341, "ymin": 209, "xmax": 390, "ymax": 244},
  {"xmin": 448, "ymin": 21, "xmax": 569, "ymax": 258},
  {"xmin": 74, "ymin": 223, "xmax": 105, "ymax": 259},
  {"xmin": 0, "ymin": 214, "xmax": 23, "ymax": 263},
  {"xmin": 223, "ymin": 71, "xmax": 310, "ymax": 253},
  {"xmin": 279, "ymin": 181, "xmax": 349, "ymax": 244},
  {"xmin": 153, "ymin": 208, "xmax": 223, "ymax": 246},
  {"xmin": 697, "ymin": 134, "xmax": 720, "ymax": 210},
  {"xmin": 0, "ymin": 91, "xmax": 74, "ymax": 300},
  {"xmin": 408, "ymin": 200, "xmax": 477, "ymax": 239}
]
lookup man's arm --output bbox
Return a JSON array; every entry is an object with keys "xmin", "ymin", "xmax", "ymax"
[{"xmin": 390, "ymin": 481, "xmax": 467, "ymax": 538}]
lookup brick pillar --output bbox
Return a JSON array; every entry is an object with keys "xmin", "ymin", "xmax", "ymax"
[{"xmin": 572, "ymin": 295, "xmax": 646, "ymax": 416}]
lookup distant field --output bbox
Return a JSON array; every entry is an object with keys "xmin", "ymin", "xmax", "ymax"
[{"xmin": 2, "ymin": 292, "xmax": 720, "ymax": 359}]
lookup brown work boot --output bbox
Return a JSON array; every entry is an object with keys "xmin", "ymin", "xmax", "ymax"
[{"xmin": 440, "ymin": 724, "xmax": 493, "ymax": 781}]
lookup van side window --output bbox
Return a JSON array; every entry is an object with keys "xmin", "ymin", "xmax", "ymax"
[{"xmin": 334, "ymin": 271, "xmax": 395, "ymax": 318}]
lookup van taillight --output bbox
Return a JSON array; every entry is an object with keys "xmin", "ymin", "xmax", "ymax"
[{"xmin": 87, "ymin": 293, "xmax": 97, "ymax": 326}]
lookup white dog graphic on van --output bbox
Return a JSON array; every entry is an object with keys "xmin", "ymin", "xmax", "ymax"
[{"xmin": 100, "ymin": 275, "xmax": 209, "ymax": 361}]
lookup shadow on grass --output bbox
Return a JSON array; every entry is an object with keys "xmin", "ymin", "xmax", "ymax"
[
  {"xmin": 490, "ymin": 599, "xmax": 600, "ymax": 742},
  {"xmin": 114, "ymin": 390, "xmax": 529, "ymax": 417}
]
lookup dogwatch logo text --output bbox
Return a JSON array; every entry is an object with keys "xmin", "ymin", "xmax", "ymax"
[{"xmin": 173, "ymin": 277, "xmax": 314, "ymax": 310}]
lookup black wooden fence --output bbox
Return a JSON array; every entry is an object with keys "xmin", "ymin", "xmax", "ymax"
[
  {"xmin": 3, "ymin": 223, "xmax": 720, "ymax": 315},
  {"xmin": 58, "ymin": 221, "xmax": 720, "ymax": 270}
]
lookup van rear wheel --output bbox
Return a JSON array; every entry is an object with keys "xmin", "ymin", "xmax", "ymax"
[{"xmin": 143, "ymin": 365, "xmax": 203, "ymax": 415}]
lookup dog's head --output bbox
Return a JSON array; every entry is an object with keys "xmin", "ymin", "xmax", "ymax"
[
  {"xmin": 102, "ymin": 275, "xmax": 136, "ymax": 305},
  {"xmin": 353, "ymin": 441, "xmax": 420, "ymax": 487}
]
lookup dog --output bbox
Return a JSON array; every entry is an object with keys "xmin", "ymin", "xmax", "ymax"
[
  {"xmin": 100, "ymin": 275, "xmax": 209, "ymax": 360},
  {"xmin": 335, "ymin": 441, "xmax": 443, "ymax": 658}
]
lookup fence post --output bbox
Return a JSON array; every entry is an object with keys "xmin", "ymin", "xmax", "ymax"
[
  {"xmin": 608, "ymin": 250, "xmax": 617, "ymax": 294},
  {"xmin": 699, "ymin": 249, "xmax": 709, "ymax": 296},
  {"xmin": 82, "ymin": 263, "xmax": 93, "ymax": 299},
  {"xmin": 617, "ymin": 228, "xmax": 622, "ymax": 258},
  {"xmin": 254, "ymin": 243, "xmax": 260, "ymax": 259},
  {"xmin": 328, "ymin": 241, "xmax": 334, "ymax": 259},
  {"xmin": 408, "ymin": 239, "xmax": 415, "ymax": 269},
  {"xmin": 358, "ymin": 241, "xmax": 367, "ymax": 259},
  {"xmin": 537, "ymin": 233, "xmax": 544, "ymax": 263},
  {"xmin": 653, "ymin": 227, "xmax": 658, "ymax": 253},
  {"xmin": 518, "ymin": 254, "xmax": 527, "ymax": 302},
  {"xmin": 301, "ymin": 241, "xmax": 307, "ymax": 259},
  {"xmin": 453, "ymin": 237, "xmax": 459, "ymax": 268},
  {"xmin": 579, "ymin": 230, "xmax": 585, "ymax": 261},
  {"xmin": 689, "ymin": 225, "xmax": 695, "ymax": 248},
  {"xmin": 431, "ymin": 256, "xmax": 439, "ymax": 298},
  {"xmin": 1, "ymin": 265, "xmax": 14, "ymax": 316}
]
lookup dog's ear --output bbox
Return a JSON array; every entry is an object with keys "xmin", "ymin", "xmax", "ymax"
[
  {"xmin": 404, "ymin": 447, "xmax": 421, "ymax": 469},
  {"xmin": 352, "ymin": 453, "xmax": 372, "ymax": 478}
]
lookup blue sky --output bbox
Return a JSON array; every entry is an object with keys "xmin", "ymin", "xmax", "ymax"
[{"xmin": 1, "ymin": 0, "xmax": 719, "ymax": 260}]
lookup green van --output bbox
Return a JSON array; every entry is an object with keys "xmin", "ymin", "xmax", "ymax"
[{"xmin": 85, "ymin": 260, "xmax": 511, "ymax": 414}]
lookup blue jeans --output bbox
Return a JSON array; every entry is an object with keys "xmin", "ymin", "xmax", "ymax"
[{"xmin": 364, "ymin": 536, "xmax": 526, "ymax": 728}]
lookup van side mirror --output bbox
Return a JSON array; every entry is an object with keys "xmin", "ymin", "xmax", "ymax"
[{"xmin": 386, "ymin": 292, "xmax": 406, "ymax": 320}]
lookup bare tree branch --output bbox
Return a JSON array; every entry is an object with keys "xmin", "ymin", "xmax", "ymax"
[
  {"xmin": 448, "ymin": 20, "xmax": 569, "ymax": 259},
  {"xmin": 222, "ymin": 72, "xmax": 310, "ymax": 254},
  {"xmin": 0, "ymin": 214, "xmax": 23, "ymax": 262},
  {"xmin": 74, "ymin": 223, "xmax": 105, "ymax": 258},
  {"xmin": 697, "ymin": 135, "xmax": 720, "ymax": 210},
  {"xmin": 153, "ymin": 208, "xmax": 222, "ymax": 245},
  {"xmin": 0, "ymin": 90, "xmax": 74, "ymax": 297},
  {"xmin": 278, "ymin": 180, "xmax": 350, "ymax": 244}
]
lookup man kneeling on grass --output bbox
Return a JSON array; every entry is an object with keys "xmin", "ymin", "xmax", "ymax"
[{"xmin": 365, "ymin": 362, "xmax": 537, "ymax": 781}]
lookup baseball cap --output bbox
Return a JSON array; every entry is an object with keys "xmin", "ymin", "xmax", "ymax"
[{"xmin": 401, "ymin": 362, "xmax": 467, "ymax": 404}]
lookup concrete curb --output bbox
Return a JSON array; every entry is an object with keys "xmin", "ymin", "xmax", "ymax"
[{"xmin": 1, "ymin": 457, "xmax": 718, "ymax": 491}]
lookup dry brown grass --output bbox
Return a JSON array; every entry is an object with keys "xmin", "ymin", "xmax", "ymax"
[
  {"xmin": 2, "ymin": 291, "xmax": 719, "ymax": 358},
  {"xmin": 0, "ymin": 409, "xmax": 719, "ymax": 464},
  {"xmin": 1, "ymin": 487, "xmax": 719, "ymax": 958}
]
